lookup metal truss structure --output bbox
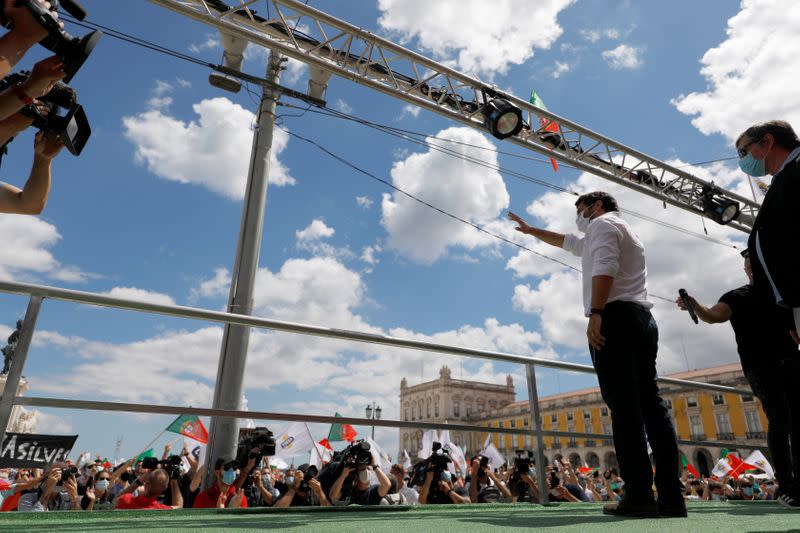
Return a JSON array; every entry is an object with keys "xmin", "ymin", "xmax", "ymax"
[{"xmin": 150, "ymin": 0, "xmax": 759, "ymax": 233}]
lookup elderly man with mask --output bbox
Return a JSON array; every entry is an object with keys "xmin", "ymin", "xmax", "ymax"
[
  {"xmin": 113, "ymin": 468, "xmax": 183, "ymax": 510},
  {"xmin": 329, "ymin": 457, "xmax": 391, "ymax": 505}
]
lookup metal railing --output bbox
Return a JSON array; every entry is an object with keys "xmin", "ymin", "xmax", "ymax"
[{"xmin": 0, "ymin": 279, "xmax": 766, "ymax": 505}]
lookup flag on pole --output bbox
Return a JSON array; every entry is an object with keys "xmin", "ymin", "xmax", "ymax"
[
  {"xmin": 727, "ymin": 453, "xmax": 757, "ymax": 479},
  {"xmin": 420, "ymin": 430, "xmax": 438, "ymax": 459},
  {"xmin": 327, "ymin": 413, "xmax": 358, "ymax": 442},
  {"xmin": 166, "ymin": 415, "xmax": 209, "ymax": 444},
  {"xmin": 743, "ymin": 450, "xmax": 774, "ymax": 479},
  {"xmin": 439, "ymin": 429, "xmax": 451, "ymax": 448},
  {"xmin": 479, "ymin": 442, "xmax": 505, "ymax": 470},
  {"xmin": 318, "ymin": 439, "xmax": 333, "ymax": 451},
  {"xmin": 711, "ymin": 457, "xmax": 732, "ymax": 478},
  {"xmin": 444, "ymin": 441, "xmax": 467, "ymax": 478},
  {"xmin": 271, "ymin": 422, "xmax": 317, "ymax": 458},
  {"xmin": 680, "ymin": 452, "xmax": 700, "ymax": 478},
  {"xmin": 530, "ymin": 89, "xmax": 560, "ymax": 172},
  {"xmin": 134, "ymin": 448, "xmax": 156, "ymax": 463},
  {"xmin": 181, "ymin": 439, "xmax": 207, "ymax": 472},
  {"xmin": 403, "ymin": 449, "xmax": 412, "ymax": 471},
  {"xmin": 310, "ymin": 440, "xmax": 334, "ymax": 469},
  {"xmin": 365, "ymin": 438, "xmax": 393, "ymax": 471}
]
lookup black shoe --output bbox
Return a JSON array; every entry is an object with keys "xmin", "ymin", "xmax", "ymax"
[
  {"xmin": 658, "ymin": 499, "xmax": 688, "ymax": 518},
  {"xmin": 778, "ymin": 493, "xmax": 800, "ymax": 510},
  {"xmin": 603, "ymin": 499, "xmax": 660, "ymax": 518}
]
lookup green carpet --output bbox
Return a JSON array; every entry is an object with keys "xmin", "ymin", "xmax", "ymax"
[{"xmin": 0, "ymin": 502, "xmax": 796, "ymax": 532}]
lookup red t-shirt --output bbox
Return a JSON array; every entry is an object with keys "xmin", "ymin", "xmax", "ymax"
[
  {"xmin": 116, "ymin": 493, "xmax": 172, "ymax": 510},
  {"xmin": 193, "ymin": 485, "xmax": 247, "ymax": 508}
]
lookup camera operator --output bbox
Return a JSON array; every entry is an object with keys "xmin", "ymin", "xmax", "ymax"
[
  {"xmin": 242, "ymin": 467, "xmax": 278, "ymax": 507},
  {"xmin": 274, "ymin": 464, "xmax": 331, "ymax": 507},
  {"xmin": 329, "ymin": 458, "xmax": 391, "ymax": 506},
  {"xmin": 17, "ymin": 463, "xmax": 81, "ymax": 511},
  {"xmin": 192, "ymin": 458, "xmax": 248, "ymax": 509},
  {"xmin": 418, "ymin": 468, "xmax": 469, "ymax": 505},
  {"xmin": 113, "ymin": 468, "xmax": 183, "ymax": 510},
  {"xmin": 468, "ymin": 455, "xmax": 511, "ymax": 503},
  {"xmin": 0, "ymin": 1, "xmax": 61, "ymax": 78}
]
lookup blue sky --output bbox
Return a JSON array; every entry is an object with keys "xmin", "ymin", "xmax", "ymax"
[{"xmin": 1, "ymin": 0, "xmax": 794, "ymax": 461}]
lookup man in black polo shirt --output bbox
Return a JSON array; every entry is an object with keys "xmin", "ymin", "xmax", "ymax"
[{"xmin": 678, "ymin": 249, "xmax": 800, "ymax": 506}]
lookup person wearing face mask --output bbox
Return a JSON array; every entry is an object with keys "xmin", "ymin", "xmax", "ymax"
[
  {"xmin": 274, "ymin": 464, "xmax": 331, "ymax": 507},
  {"xmin": 508, "ymin": 192, "xmax": 683, "ymax": 519},
  {"xmin": 735, "ymin": 120, "xmax": 800, "ymax": 510},
  {"xmin": 191, "ymin": 458, "xmax": 248, "ymax": 509},
  {"xmin": 329, "ymin": 458, "xmax": 391, "ymax": 505},
  {"xmin": 113, "ymin": 468, "xmax": 183, "ymax": 510}
]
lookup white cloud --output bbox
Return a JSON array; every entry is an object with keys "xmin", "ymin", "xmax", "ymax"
[
  {"xmin": 601, "ymin": 44, "xmax": 643, "ymax": 70},
  {"xmin": 361, "ymin": 244, "xmax": 381, "ymax": 266},
  {"xmin": 356, "ymin": 196, "xmax": 374, "ymax": 209},
  {"xmin": 333, "ymin": 98, "xmax": 353, "ymax": 114},
  {"xmin": 381, "ymin": 126, "xmax": 509, "ymax": 264},
  {"xmin": 123, "ymin": 97, "xmax": 295, "ymax": 200},
  {"xmin": 0, "ymin": 216, "xmax": 88, "ymax": 283},
  {"xmin": 189, "ymin": 267, "xmax": 230, "ymax": 301},
  {"xmin": 552, "ymin": 61, "xmax": 570, "ymax": 78},
  {"xmin": 377, "ymin": 0, "xmax": 575, "ymax": 77},
  {"xmin": 296, "ymin": 219, "xmax": 335, "ymax": 242},
  {"xmin": 506, "ymin": 161, "xmax": 749, "ymax": 373},
  {"xmin": 100, "ymin": 287, "xmax": 176, "ymax": 306},
  {"xmin": 399, "ymin": 104, "xmax": 421, "ymax": 119},
  {"xmin": 672, "ymin": 0, "xmax": 800, "ymax": 141},
  {"xmin": 188, "ymin": 33, "xmax": 219, "ymax": 54},
  {"xmin": 580, "ymin": 29, "xmax": 601, "ymax": 43},
  {"xmin": 28, "ymin": 410, "xmax": 74, "ymax": 434}
]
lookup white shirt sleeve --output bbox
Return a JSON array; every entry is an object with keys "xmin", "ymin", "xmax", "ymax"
[
  {"xmin": 562, "ymin": 233, "xmax": 584, "ymax": 257},
  {"xmin": 589, "ymin": 221, "xmax": 622, "ymax": 277}
]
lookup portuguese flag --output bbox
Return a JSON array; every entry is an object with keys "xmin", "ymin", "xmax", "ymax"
[
  {"xmin": 166, "ymin": 415, "xmax": 209, "ymax": 444},
  {"xmin": 530, "ymin": 89, "xmax": 560, "ymax": 172},
  {"xmin": 681, "ymin": 452, "xmax": 700, "ymax": 478},
  {"xmin": 327, "ymin": 412, "xmax": 357, "ymax": 442}
]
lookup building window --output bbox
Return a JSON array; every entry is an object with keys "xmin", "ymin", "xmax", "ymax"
[
  {"xmin": 583, "ymin": 410, "xmax": 591, "ymax": 419},
  {"xmin": 712, "ymin": 393, "xmax": 725, "ymax": 405},
  {"xmin": 411, "ymin": 407, "xmax": 416, "ymax": 420},
  {"xmin": 716, "ymin": 412, "xmax": 732, "ymax": 435},
  {"xmin": 601, "ymin": 407, "xmax": 609, "ymax": 417},
  {"xmin": 664, "ymin": 399, "xmax": 673, "ymax": 410},
  {"xmin": 465, "ymin": 405, "xmax": 471, "ymax": 418},
  {"xmin": 686, "ymin": 396, "xmax": 698, "ymax": 408},
  {"xmin": 453, "ymin": 402, "xmax": 460, "ymax": 418},
  {"xmin": 741, "ymin": 395, "xmax": 754, "ymax": 403},
  {"xmin": 426, "ymin": 398, "xmax": 431, "ymax": 418},
  {"xmin": 477, "ymin": 399, "xmax": 485, "ymax": 412},
  {"xmin": 405, "ymin": 409, "xmax": 409, "ymax": 421},
  {"xmin": 434, "ymin": 403, "xmax": 439, "ymax": 417},
  {"xmin": 602, "ymin": 423, "xmax": 612, "ymax": 436},
  {"xmin": 566, "ymin": 411, "xmax": 574, "ymax": 421},
  {"xmin": 510, "ymin": 419, "xmax": 517, "ymax": 428},
  {"xmin": 551, "ymin": 414, "xmax": 558, "ymax": 423},
  {"xmin": 523, "ymin": 417, "xmax": 529, "ymax": 427},
  {"xmin": 525, "ymin": 434, "xmax": 532, "ymax": 448},
  {"xmin": 744, "ymin": 410, "xmax": 763, "ymax": 432},
  {"xmin": 690, "ymin": 415, "xmax": 704, "ymax": 437}
]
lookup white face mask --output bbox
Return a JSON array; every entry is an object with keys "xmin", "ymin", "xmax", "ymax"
[
  {"xmin": 575, "ymin": 205, "xmax": 597, "ymax": 233},
  {"xmin": 357, "ymin": 469, "xmax": 370, "ymax": 483}
]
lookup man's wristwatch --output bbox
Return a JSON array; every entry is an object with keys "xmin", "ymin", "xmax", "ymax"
[{"xmin": 589, "ymin": 308, "xmax": 604, "ymax": 317}]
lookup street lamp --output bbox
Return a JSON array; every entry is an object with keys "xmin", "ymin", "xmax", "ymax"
[{"xmin": 366, "ymin": 402, "xmax": 382, "ymax": 440}]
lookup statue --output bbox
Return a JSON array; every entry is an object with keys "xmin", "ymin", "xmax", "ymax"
[{"xmin": 2, "ymin": 319, "xmax": 22, "ymax": 375}]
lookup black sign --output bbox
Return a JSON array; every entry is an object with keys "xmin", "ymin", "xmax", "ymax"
[{"xmin": 0, "ymin": 432, "xmax": 78, "ymax": 468}]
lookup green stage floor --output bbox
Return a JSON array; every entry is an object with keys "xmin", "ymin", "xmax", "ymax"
[{"xmin": 0, "ymin": 501, "xmax": 797, "ymax": 533}]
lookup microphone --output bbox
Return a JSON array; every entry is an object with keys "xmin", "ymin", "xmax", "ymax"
[{"xmin": 679, "ymin": 289, "xmax": 698, "ymax": 324}]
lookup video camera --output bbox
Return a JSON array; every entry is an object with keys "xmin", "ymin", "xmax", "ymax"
[
  {"xmin": 513, "ymin": 449, "xmax": 534, "ymax": 475},
  {"xmin": 340, "ymin": 440, "xmax": 372, "ymax": 469},
  {"xmin": 0, "ymin": 70, "xmax": 91, "ymax": 157},
  {"xmin": 0, "ymin": 0, "xmax": 101, "ymax": 82},
  {"xmin": 56, "ymin": 464, "xmax": 78, "ymax": 485},
  {"xmin": 235, "ymin": 426, "xmax": 276, "ymax": 468},
  {"xmin": 425, "ymin": 442, "xmax": 452, "ymax": 474},
  {"xmin": 163, "ymin": 454, "xmax": 183, "ymax": 480}
]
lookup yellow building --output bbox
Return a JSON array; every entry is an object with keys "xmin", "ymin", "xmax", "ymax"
[{"xmin": 401, "ymin": 363, "xmax": 767, "ymax": 476}]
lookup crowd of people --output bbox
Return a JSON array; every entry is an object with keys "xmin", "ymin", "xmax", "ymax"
[{"xmin": 0, "ymin": 441, "xmax": 785, "ymax": 512}]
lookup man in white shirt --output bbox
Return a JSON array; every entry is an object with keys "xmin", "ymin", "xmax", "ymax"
[
  {"xmin": 389, "ymin": 464, "xmax": 418, "ymax": 505},
  {"xmin": 508, "ymin": 191, "xmax": 683, "ymax": 518}
]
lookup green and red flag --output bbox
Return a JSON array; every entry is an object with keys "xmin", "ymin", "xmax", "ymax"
[
  {"xmin": 680, "ymin": 452, "xmax": 700, "ymax": 478},
  {"xmin": 577, "ymin": 466, "xmax": 599, "ymax": 475},
  {"xmin": 166, "ymin": 415, "xmax": 209, "ymax": 444},
  {"xmin": 327, "ymin": 412, "xmax": 357, "ymax": 442},
  {"xmin": 530, "ymin": 89, "xmax": 560, "ymax": 172},
  {"xmin": 727, "ymin": 453, "xmax": 757, "ymax": 479},
  {"xmin": 134, "ymin": 448, "xmax": 156, "ymax": 463}
]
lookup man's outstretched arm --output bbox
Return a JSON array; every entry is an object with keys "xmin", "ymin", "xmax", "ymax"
[
  {"xmin": 508, "ymin": 211, "xmax": 565, "ymax": 248},
  {"xmin": 0, "ymin": 130, "xmax": 62, "ymax": 214}
]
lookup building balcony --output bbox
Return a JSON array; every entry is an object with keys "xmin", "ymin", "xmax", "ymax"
[
  {"xmin": 584, "ymin": 439, "xmax": 596, "ymax": 447},
  {"xmin": 691, "ymin": 433, "xmax": 706, "ymax": 441},
  {"xmin": 602, "ymin": 438, "xmax": 613, "ymax": 446},
  {"xmin": 746, "ymin": 431, "xmax": 766, "ymax": 439},
  {"xmin": 716, "ymin": 432, "xmax": 735, "ymax": 441},
  {"xmin": 567, "ymin": 439, "xmax": 578, "ymax": 448},
  {"xmin": 551, "ymin": 442, "xmax": 562, "ymax": 450}
]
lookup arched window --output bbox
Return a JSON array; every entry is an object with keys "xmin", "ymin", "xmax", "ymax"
[
  {"xmin": 434, "ymin": 396, "xmax": 440, "ymax": 417},
  {"xmin": 426, "ymin": 397, "xmax": 431, "ymax": 418}
]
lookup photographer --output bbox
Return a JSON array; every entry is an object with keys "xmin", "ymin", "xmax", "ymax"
[
  {"xmin": 419, "ymin": 468, "xmax": 469, "ymax": 505},
  {"xmin": 389, "ymin": 464, "xmax": 418, "ymax": 505},
  {"xmin": 468, "ymin": 456, "xmax": 511, "ymax": 503},
  {"xmin": 275, "ymin": 464, "xmax": 330, "ymax": 507},
  {"xmin": 242, "ymin": 467, "xmax": 278, "ymax": 507},
  {"xmin": 113, "ymin": 468, "xmax": 183, "ymax": 510},
  {"xmin": 329, "ymin": 460, "xmax": 391, "ymax": 506},
  {"xmin": 17, "ymin": 464, "xmax": 81, "ymax": 511},
  {"xmin": 0, "ymin": 0, "xmax": 60, "ymax": 78}
]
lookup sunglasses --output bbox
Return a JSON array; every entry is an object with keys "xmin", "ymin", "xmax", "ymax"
[{"xmin": 737, "ymin": 138, "xmax": 761, "ymax": 159}]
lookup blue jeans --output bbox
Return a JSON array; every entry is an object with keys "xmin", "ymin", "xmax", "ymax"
[
  {"xmin": 590, "ymin": 301, "xmax": 682, "ymax": 503},
  {"xmin": 746, "ymin": 358, "xmax": 800, "ymax": 496}
]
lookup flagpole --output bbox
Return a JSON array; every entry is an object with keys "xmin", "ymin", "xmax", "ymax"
[
  {"xmin": 304, "ymin": 423, "xmax": 323, "ymax": 464},
  {"xmin": 136, "ymin": 429, "xmax": 168, "ymax": 460}
]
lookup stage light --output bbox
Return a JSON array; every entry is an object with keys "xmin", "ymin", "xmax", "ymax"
[
  {"xmin": 703, "ymin": 195, "xmax": 740, "ymax": 225},
  {"xmin": 209, "ymin": 31, "xmax": 247, "ymax": 93},
  {"xmin": 483, "ymin": 98, "xmax": 523, "ymax": 139}
]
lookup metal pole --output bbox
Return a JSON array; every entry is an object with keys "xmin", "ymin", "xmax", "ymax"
[
  {"xmin": 204, "ymin": 51, "xmax": 283, "ymax": 487},
  {"xmin": 0, "ymin": 296, "xmax": 43, "ymax": 437},
  {"xmin": 525, "ymin": 364, "xmax": 549, "ymax": 505}
]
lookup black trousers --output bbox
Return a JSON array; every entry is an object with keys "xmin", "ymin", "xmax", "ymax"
[
  {"xmin": 590, "ymin": 301, "xmax": 682, "ymax": 502},
  {"xmin": 746, "ymin": 358, "xmax": 800, "ymax": 496}
]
